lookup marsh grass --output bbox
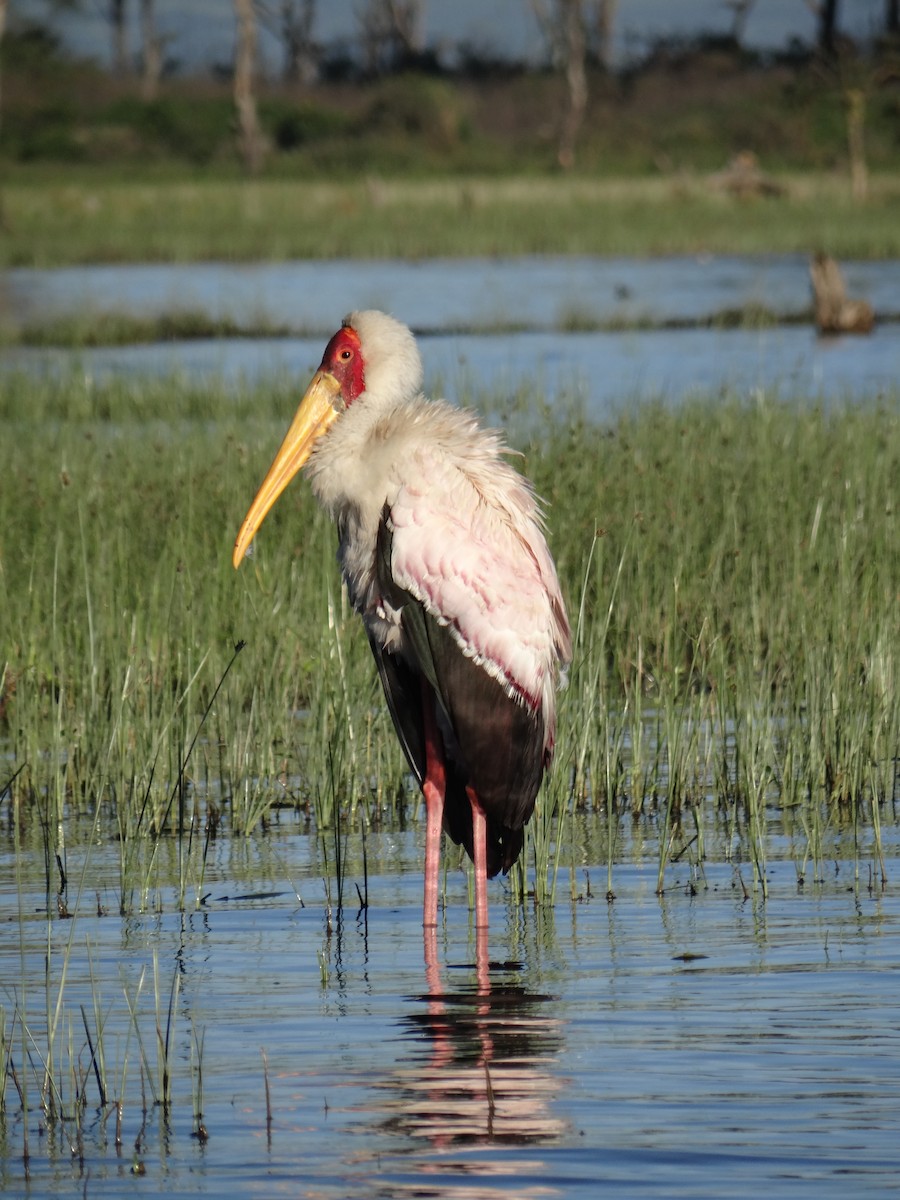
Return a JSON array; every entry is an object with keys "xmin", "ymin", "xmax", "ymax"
[
  {"xmin": 1, "ymin": 371, "xmax": 898, "ymax": 912},
  {"xmin": 4, "ymin": 302, "xmax": 845, "ymax": 352},
  {"xmin": 5, "ymin": 174, "xmax": 900, "ymax": 268},
  {"xmin": 0, "ymin": 366, "xmax": 898, "ymax": 1179},
  {"xmin": 7, "ymin": 311, "xmax": 294, "ymax": 349},
  {"xmin": 1, "ymin": 908, "xmax": 204, "ymax": 1176}
]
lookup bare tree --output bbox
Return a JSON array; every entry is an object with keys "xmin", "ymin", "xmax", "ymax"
[
  {"xmin": 109, "ymin": 0, "xmax": 129, "ymax": 74},
  {"xmin": 819, "ymin": 0, "xmax": 840, "ymax": 54},
  {"xmin": 140, "ymin": 0, "xmax": 163, "ymax": 100},
  {"xmin": 383, "ymin": 0, "xmax": 426, "ymax": 55},
  {"xmin": 805, "ymin": 0, "xmax": 841, "ymax": 57},
  {"xmin": 234, "ymin": 0, "xmax": 266, "ymax": 173},
  {"xmin": 590, "ymin": 0, "xmax": 616, "ymax": 71},
  {"xmin": 557, "ymin": 0, "xmax": 587, "ymax": 169},
  {"xmin": 280, "ymin": 0, "xmax": 317, "ymax": 83},
  {"xmin": 808, "ymin": 7, "xmax": 877, "ymax": 203},
  {"xmin": 844, "ymin": 87, "xmax": 867, "ymax": 200},
  {"xmin": 259, "ymin": 1, "xmax": 318, "ymax": 84},
  {"xmin": 725, "ymin": 0, "xmax": 756, "ymax": 44},
  {"xmin": 0, "ymin": 0, "xmax": 6, "ymax": 136},
  {"xmin": 534, "ymin": 0, "xmax": 592, "ymax": 169},
  {"xmin": 535, "ymin": 0, "xmax": 616, "ymax": 67},
  {"xmin": 361, "ymin": 0, "xmax": 426, "ymax": 73}
]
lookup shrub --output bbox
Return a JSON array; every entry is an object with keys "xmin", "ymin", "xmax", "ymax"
[
  {"xmin": 100, "ymin": 96, "xmax": 234, "ymax": 163},
  {"xmin": 259, "ymin": 100, "xmax": 353, "ymax": 150},
  {"xmin": 362, "ymin": 73, "xmax": 467, "ymax": 150},
  {"xmin": 7, "ymin": 101, "xmax": 84, "ymax": 162}
]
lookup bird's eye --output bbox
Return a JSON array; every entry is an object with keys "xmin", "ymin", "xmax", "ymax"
[{"xmin": 340, "ymin": 349, "xmax": 353, "ymax": 361}]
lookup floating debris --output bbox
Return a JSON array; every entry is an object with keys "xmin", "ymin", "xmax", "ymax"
[
  {"xmin": 709, "ymin": 151, "xmax": 785, "ymax": 199},
  {"xmin": 810, "ymin": 251, "xmax": 875, "ymax": 334}
]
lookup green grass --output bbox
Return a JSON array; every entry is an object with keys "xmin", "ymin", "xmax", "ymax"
[
  {"xmin": 4, "ymin": 173, "xmax": 900, "ymax": 267},
  {"xmin": 5, "ymin": 310, "xmax": 295, "ymax": 348},
  {"xmin": 2, "ymin": 302, "xmax": 818, "ymax": 350},
  {"xmin": 0, "ymin": 925, "xmax": 209, "ymax": 1170},
  {"xmin": 1, "ymin": 371, "xmax": 897, "ymax": 906}
]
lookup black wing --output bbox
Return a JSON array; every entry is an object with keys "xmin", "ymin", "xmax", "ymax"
[{"xmin": 371, "ymin": 509, "xmax": 545, "ymax": 875}]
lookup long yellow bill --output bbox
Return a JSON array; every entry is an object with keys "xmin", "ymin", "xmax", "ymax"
[{"xmin": 232, "ymin": 369, "xmax": 342, "ymax": 568}]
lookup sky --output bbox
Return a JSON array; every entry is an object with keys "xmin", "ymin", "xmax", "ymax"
[{"xmin": 18, "ymin": 0, "xmax": 889, "ymax": 75}]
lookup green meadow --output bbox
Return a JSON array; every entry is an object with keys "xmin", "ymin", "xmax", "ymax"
[
  {"xmin": 2, "ymin": 373, "xmax": 897, "ymax": 907},
  {"xmin": 5, "ymin": 173, "xmax": 900, "ymax": 269}
]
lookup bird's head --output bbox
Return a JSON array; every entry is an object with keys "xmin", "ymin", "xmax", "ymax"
[{"xmin": 232, "ymin": 310, "xmax": 422, "ymax": 568}]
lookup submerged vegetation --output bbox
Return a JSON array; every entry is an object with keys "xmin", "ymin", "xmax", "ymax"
[{"xmin": 1, "ymin": 372, "xmax": 897, "ymax": 912}]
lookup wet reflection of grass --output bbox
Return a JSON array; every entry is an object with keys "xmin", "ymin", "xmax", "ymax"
[{"xmin": 1, "ymin": 373, "xmax": 897, "ymax": 913}]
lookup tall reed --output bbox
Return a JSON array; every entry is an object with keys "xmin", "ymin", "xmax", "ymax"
[{"xmin": 1, "ymin": 372, "xmax": 897, "ymax": 909}]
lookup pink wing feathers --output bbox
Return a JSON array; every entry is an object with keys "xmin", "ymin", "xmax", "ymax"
[{"xmin": 386, "ymin": 442, "xmax": 570, "ymax": 751}]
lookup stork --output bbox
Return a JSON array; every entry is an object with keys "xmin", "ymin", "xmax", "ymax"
[{"xmin": 233, "ymin": 311, "xmax": 571, "ymax": 935}]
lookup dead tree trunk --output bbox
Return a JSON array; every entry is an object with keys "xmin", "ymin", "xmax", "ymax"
[
  {"xmin": 0, "ymin": 0, "xmax": 7, "ymax": 135},
  {"xmin": 726, "ymin": 0, "xmax": 756, "ymax": 45},
  {"xmin": 234, "ymin": 0, "xmax": 266, "ymax": 174},
  {"xmin": 558, "ymin": 0, "xmax": 588, "ymax": 170},
  {"xmin": 281, "ymin": 0, "xmax": 318, "ymax": 84},
  {"xmin": 845, "ymin": 87, "xmax": 868, "ymax": 202},
  {"xmin": 818, "ymin": 0, "xmax": 840, "ymax": 57},
  {"xmin": 110, "ymin": 0, "xmax": 129, "ymax": 75},
  {"xmin": 140, "ymin": 0, "xmax": 162, "ymax": 100},
  {"xmin": 810, "ymin": 252, "xmax": 874, "ymax": 333},
  {"xmin": 387, "ymin": 0, "xmax": 425, "ymax": 55},
  {"xmin": 592, "ymin": 0, "xmax": 617, "ymax": 71},
  {"xmin": 361, "ymin": 0, "xmax": 426, "ymax": 73}
]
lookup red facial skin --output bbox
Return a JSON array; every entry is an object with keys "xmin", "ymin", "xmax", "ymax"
[{"xmin": 320, "ymin": 325, "xmax": 365, "ymax": 408}]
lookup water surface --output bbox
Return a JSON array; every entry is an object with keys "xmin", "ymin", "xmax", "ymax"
[
  {"xmin": 2, "ymin": 820, "xmax": 898, "ymax": 1199},
  {"xmin": 5, "ymin": 325, "xmax": 898, "ymax": 421},
  {"xmin": 5, "ymin": 255, "xmax": 897, "ymax": 332},
  {"xmin": 4, "ymin": 255, "xmax": 896, "ymax": 414}
]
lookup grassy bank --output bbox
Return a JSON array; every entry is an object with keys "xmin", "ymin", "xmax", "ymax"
[
  {"xmin": 2, "ymin": 302, "xmax": 821, "ymax": 351},
  {"xmin": 5, "ymin": 33, "xmax": 898, "ymax": 267},
  {"xmin": 1, "ymin": 372, "xmax": 897, "ymax": 907},
  {"xmin": 4, "ymin": 172, "xmax": 900, "ymax": 267}
]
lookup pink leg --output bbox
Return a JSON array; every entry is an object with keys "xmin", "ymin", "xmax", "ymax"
[
  {"xmin": 423, "ymin": 924, "xmax": 452, "ymax": 1069},
  {"xmin": 467, "ymin": 786, "xmax": 490, "ymax": 931},
  {"xmin": 421, "ymin": 686, "xmax": 445, "ymax": 929},
  {"xmin": 475, "ymin": 921, "xmax": 490, "ymax": 995}
]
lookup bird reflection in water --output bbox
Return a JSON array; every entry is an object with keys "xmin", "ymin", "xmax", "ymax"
[{"xmin": 368, "ymin": 927, "xmax": 566, "ymax": 1189}]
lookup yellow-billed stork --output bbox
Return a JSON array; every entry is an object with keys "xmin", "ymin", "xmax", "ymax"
[{"xmin": 233, "ymin": 311, "xmax": 571, "ymax": 933}]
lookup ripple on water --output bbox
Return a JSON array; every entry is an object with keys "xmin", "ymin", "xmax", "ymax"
[{"xmin": 1, "ymin": 831, "xmax": 899, "ymax": 1197}]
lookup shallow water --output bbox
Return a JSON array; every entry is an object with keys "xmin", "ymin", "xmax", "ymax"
[
  {"xmin": 5, "ymin": 255, "xmax": 898, "ymax": 332},
  {"xmin": 5, "ymin": 324, "xmax": 899, "ymax": 420},
  {"xmin": 2, "ymin": 819, "xmax": 899, "ymax": 1198},
  {"xmin": 3, "ymin": 255, "xmax": 897, "ymax": 414}
]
